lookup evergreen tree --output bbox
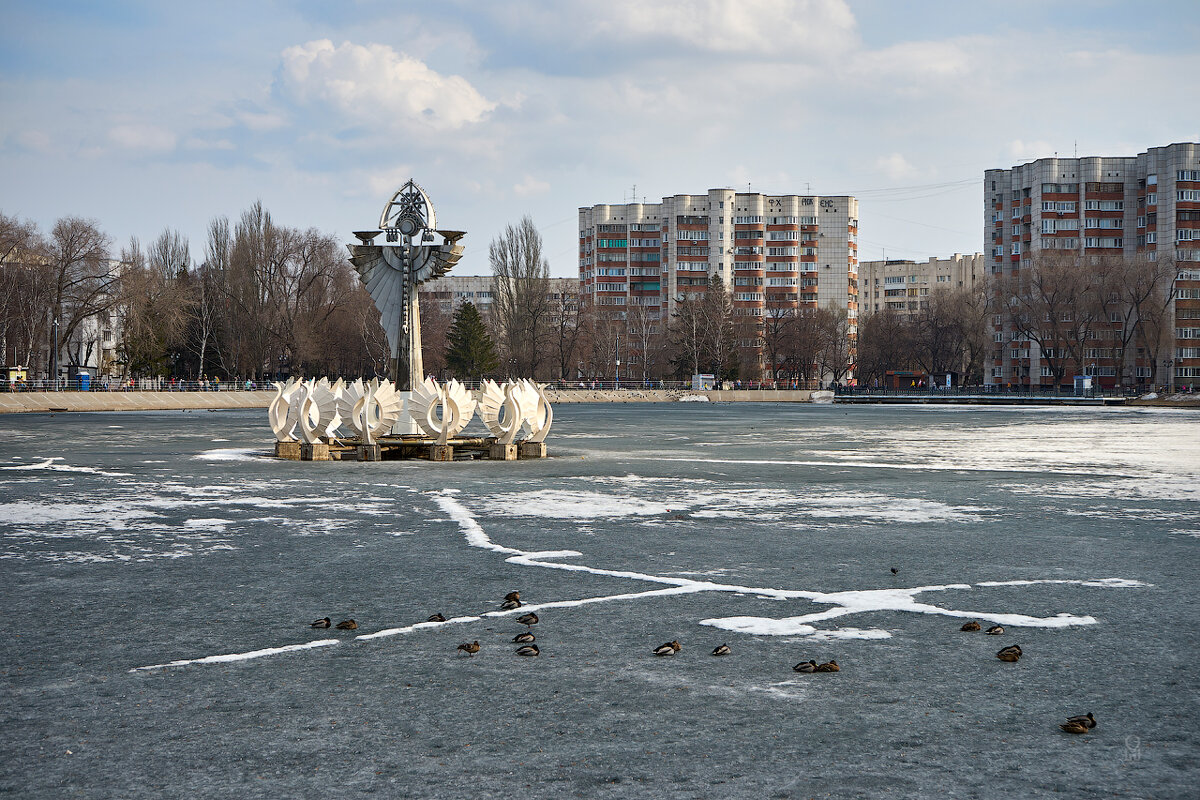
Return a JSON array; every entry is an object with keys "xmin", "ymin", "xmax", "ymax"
[{"xmin": 445, "ymin": 301, "xmax": 499, "ymax": 378}]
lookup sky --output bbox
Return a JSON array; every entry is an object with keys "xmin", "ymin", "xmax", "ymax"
[{"xmin": 2, "ymin": 0, "xmax": 1198, "ymax": 277}]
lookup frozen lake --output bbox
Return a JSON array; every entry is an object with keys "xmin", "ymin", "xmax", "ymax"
[{"xmin": 1, "ymin": 403, "xmax": 1197, "ymax": 798}]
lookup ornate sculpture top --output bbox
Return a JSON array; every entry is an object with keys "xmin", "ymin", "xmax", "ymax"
[{"xmin": 346, "ymin": 179, "xmax": 465, "ymax": 391}]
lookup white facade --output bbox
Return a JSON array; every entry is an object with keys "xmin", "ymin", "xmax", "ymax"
[{"xmin": 858, "ymin": 253, "xmax": 985, "ymax": 317}]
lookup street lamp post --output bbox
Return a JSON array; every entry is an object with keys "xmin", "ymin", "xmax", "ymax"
[
  {"xmin": 51, "ymin": 317, "xmax": 59, "ymax": 391},
  {"xmin": 614, "ymin": 332, "xmax": 620, "ymax": 390},
  {"xmin": 1162, "ymin": 358, "xmax": 1174, "ymax": 393}
]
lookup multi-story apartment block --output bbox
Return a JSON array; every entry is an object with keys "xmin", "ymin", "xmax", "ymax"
[
  {"xmin": 984, "ymin": 141, "xmax": 1199, "ymax": 390},
  {"xmin": 579, "ymin": 189, "xmax": 859, "ymax": 379},
  {"xmin": 419, "ymin": 275, "xmax": 579, "ymax": 317},
  {"xmin": 858, "ymin": 253, "xmax": 985, "ymax": 317}
]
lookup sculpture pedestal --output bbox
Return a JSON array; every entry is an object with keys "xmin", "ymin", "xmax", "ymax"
[
  {"xmin": 489, "ymin": 443, "xmax": 518, "ymax": 461},
  {"xmin": 301, "ymin": 443, "xmax": 331, "ymax": 461},
  {"xmin": 275, "ymin": 441, "xmax": 302, "ymax": 460},
  {"xmin": 357, "ymin": 444, "xmax": 382, "ymax": 462},
  {"xmin": 429, "ymin": 445, "xmax": 454, "ymax": 462},
  {"xmin": 518, "ymin": 442, "xmax": 547, "ymax": 459}
]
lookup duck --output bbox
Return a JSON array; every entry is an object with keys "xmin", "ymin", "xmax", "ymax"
[
  {"xmin": 793, "ymin": 660, "xmax": 818, "ymax": 673},
  {"xmin": 1059, "ymin": 720, "xmax": 1090, "ymax": 734},
  {"xmin": 504, "ymin": 591, "xmax": 520, "ymax": 603},
  {"xmin": 961, "ymin": 621, "xmax": 982, "ymax": 632},
  {"xmin": 1066, "ymin": 712, "xmax": 1096, "ymax": 729},
  {"xmin": 500, "ymin": 598, "xmax": 522, "ymax": 611},
  {"xmin": 515, "ymin": 644, "xmax": 540, "ymax": 657},
  {"xmin": 653, "ymin": 640, "xmax": 681, "ymax": 656},
  {"xmin": 815, "ymin": 660, "xmax": 840, "ymax": 672},
  {"xmin": 310, "ymin": 617, "xmax": 331, "ymax": 629},
  {"xmin": 512, "ymin": 632, "xmax": 536, "ymax": 644},
  {"xmin": 890, "ymin": 567, "xmax": 898, "ymax": 575},
  {"xmin": 711, "ymin": 644, "xmax": 731, "ymax": 656},
  {"xmin": 335, "ymin": 619, "xmax": 358, "ymax": 630},
  {"xmin": 515, "ymin": 612, "xmax": 539, "ymax": 627},
  {"xmin": 996, "ymin": 645, "xmax": 1022, "ymax": 662},
  {"xmin": 427, "ymin": 613, "xmax": 447, "ymax": 623},
  {"xmin": 456, "ymin": 640, "xmax": 481, "ymax": 656},
  {"xmin": 986, "ymin": 625, "xmax": 1005, "ymax": 635}
]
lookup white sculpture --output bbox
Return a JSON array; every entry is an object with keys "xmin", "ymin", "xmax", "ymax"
[
  {"xmin": 478, "ymin": 379, "xmax": 523, "ymax": 444},
  {"xmin": 477, "ymin": 379, "xmax": 554, "ymax": 444},
  {"xmin": 268, "ymin": 377, "xmax": 302, "ymax": 442},
  {"xmin": 408, "ymin": 378, "xmax": 477, "ymax": 445},
  {"xmin": 340, "ymin": 378, "xmax": 404, "ymax": 442},
  {"xmin": 523, "ymin": 381, "xmax": 554, "ymax": 443},
  {"xmin": 297, "ymin": 378, "xmax": 344, "ymax": 444}
]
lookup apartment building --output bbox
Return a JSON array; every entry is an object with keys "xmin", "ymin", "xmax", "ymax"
[
  {"xmin": 419, "ymin": 275, "xmax": 579, "ymax": 317},
  {"xmin": 858, "ymin": 253, "xmax": 985, "ymax": 317},
  {"xmin": 983, "ymin": 141, "xmax": 1199, "ymax": 390},
  {"xmin": 578, "ymin": 189, "xmax": 859, "ymax": 379}
]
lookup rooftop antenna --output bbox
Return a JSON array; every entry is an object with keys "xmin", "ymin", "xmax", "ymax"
[{"xmin": 1074, "ymin": 140, "xmax": 1077, "ymax": 159}]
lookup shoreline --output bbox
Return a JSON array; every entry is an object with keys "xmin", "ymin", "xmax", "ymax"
[{"xmin": 1, "ymin": 388, "xmax": 1196, "ymax": 414}]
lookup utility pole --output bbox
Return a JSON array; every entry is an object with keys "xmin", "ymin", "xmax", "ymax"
[{"xmin": 52, "ymin": 317, "xmax": 59, "ymax": 391}]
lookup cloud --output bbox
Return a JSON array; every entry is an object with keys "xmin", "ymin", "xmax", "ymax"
[
  {"xmin": 107, "ymin": 124, "xmax": 177, "ymax": 153},
  {"xmin": 876, "ymin": 153, "xmax": 918, "ymax": 180},
  {"xmin": 513, "ymin": 175, "xmax": 550, "ymax": 197},
  {"xmin": 577, "ymin": 0, "xmax": 857, "ymax": 58},
  {"xmin": 276, "ymin": 39, "xmax": 496, "ymax": 131}
]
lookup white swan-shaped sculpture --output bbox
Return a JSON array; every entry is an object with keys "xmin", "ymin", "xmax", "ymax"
[
  {"xmin": 340, "ymin": 378, "xmax": 404, "ymax": 442},
  {"xmin": 408, "ymin": 378, "xmax": 477, "ymax": 445},
  {"xmin": 297, "ymin": 378, "xmax": 344, "ymax": 444},
  {"xmin": 478, "ymin": 379, "xmax": 523, "ymax": 445},
  {"xmin": 268, "ymin": 377, "xmax": 301, "ymax": 442},
  {"xmin": 523, "ymin": 380, "xmax": 554, "ymax": 443}
]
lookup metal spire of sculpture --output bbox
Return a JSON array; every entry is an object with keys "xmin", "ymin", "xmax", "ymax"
[{"xmin": 347, "ymin": 180, "xmax": 465, "ymax": 391}]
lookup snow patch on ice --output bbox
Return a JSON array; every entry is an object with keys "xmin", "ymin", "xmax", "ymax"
[
  {"xmin": 193, "ymin": 448, "xmax": 262, "ymax": 462},
  {"xmin": 482, "ymin": 490, "xmax": 675, "ymax": 519},
  {"xmin": 132, "ymin": 639, "xmax": 339, "ymax": 671},
  {"xmin": 0, "ymin": 457, "xmax": 130, "ymax": 476}
]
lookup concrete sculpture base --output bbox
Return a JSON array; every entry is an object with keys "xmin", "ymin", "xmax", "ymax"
[
  {"xmin": 275, "ymin": 441, "xmax": 302, "ymax": 459},
  {"xmin": 429, "ymin": 445, "xmax": 454, "ymax": 462},
  {"xmin": 519, "ymin": 442, "xmax": 547, "ymax": 459},
  {"xmin": 301, "ymin": 443, "xmax": 331, "ymax": 461},
  {"xmin": 489, "ymin": 443, "xmax": 518, "ymax": 461},
  {"xmin": 356, "ymin": 444, "xmax": 382, "ymax": 462}
]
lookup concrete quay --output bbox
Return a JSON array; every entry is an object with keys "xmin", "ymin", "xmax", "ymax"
[
  {"xmin": 0, "ymin": 390, "xmax": 273, "ymax": 414},
  {"xmin": 0, "ymin": 388, "xmax": 816, "ymax": 413}
]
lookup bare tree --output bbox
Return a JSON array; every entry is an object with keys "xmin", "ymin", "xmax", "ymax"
[
  {"xmin": 552, "ymin": 287, "xmax": 584, "ymax": 381},
  {"xmin": 817, "ymin": 304, "xmax": 852, "ymax": 386},
  {"xmin": 490, "ymin": 216, "xmax": 552, "ymax": 378},
  {"xmin": 48, "ymin": 217, "xmax": 115, "ymax": 376},
  {"xmin": 418, "ymin": 295, "xmax": 451, "ymax": 378},
  {"xmin": 0, "ymin": 213, "xmax": 52, "ymax": 370},
  {"xmin": 856, "ymin": 308, "xmax": 910, "ymax": 387},
  {"xmin": 1106, "ymin": 252, "xmax": 1177, "ymax": 388}
]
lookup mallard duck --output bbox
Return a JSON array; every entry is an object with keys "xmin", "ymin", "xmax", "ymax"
[
  {"xmin": 504, "ymin": 591, "xmax": 520, "ymax": 603},
  {"xmin": 961, "ymin": 621, "xmax": 982, "ymax": 632},
  {"xmin": 427, "ymin": 613, "xmax": 447, "ymax": 623},
  {"xmin": 711, "ymin": 644, "xmax": 731, "ymax": 656},
  {"xmin": 793, "ymin": 660, "xmax": 818, "ymax": 673},
  {"xmin": 310, "ymin": 617, "xmax": 331, "ymax": 628},
  {"xmin": 515, "ymin": 612, "xmax": 539, "ymax": 627},
  {"xmin": 500, "ymin": 598, "xmax": 522, "ymax": 611},
  {"xmin": 457, "ymin": 640, "xmax": 480, "ymax": 656},
  {"xmin": 996, "ymin": 645, "xmax": 1021, "ymax": 662},
  {"xmin": 986, "ymin": 625, "xmax": 1004, "ymax": 635},
  {"xmin": 335, "ymin": 619, "xmax": 358, "ymax": 630},
  {"xmin": 653, "ymin": 640, "xmax": 681, "ymax": 656},
  {"xmin": 515, "ymin": 644, "xmax": 539, "ymax": 657},
  {"xmin": 1066, "ymin": 712, "xmax": 1096, "ymax": 729},
  {"xmin": 815, "ymin": 660, "xmax": 840, "ymax": 672},
  {"xmin": 513, "ymin": 632, "xmax": 536, "ymax": 644},
  {"xmin": 1059, "ymin": 720, "xmax": 1089, "ymax": 734}
]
